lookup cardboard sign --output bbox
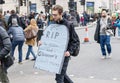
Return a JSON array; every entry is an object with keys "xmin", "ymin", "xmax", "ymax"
[{"xmin": 34, "ymin": 24, "xmax": 69, "ymax": 74}]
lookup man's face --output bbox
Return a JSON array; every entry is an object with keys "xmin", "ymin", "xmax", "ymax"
[
  {"xmin": 52, "ymin": 10, "xmax": 62, "ymax": 21},
  {"xmin": 101, "ymin": 11, "xmax": 107, "ymax": 18}
]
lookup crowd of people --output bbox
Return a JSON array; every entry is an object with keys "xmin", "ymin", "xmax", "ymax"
[
  {"xmin": 0, "ymin": 10, "xmax": 43, "ymax": 83},
  {"xmin": 63, "ymin": 10, "xmax": 99, "ymax": 27},
  {"xmin": 1, "ymin": 4, "xmax": 120, "ymax": 83},
  {"xmin": 0, "ymin": 5, "xmax": 80, "ymax": 83}
]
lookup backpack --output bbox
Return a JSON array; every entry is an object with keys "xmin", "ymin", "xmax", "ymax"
[
  {"xmin": 71, "ymin": 30, "xmax": 80, "ymax": 57},
  {"xmin": 72, "ymin": 40, "xmax": 80, "ymax": 56},
  {"xmin": 24, "ymin": 28, "xmax": 38, "ymax": 40},
  {"xmin": 64, "ymin": 20, "xmax": 80, "ymax": 57}
]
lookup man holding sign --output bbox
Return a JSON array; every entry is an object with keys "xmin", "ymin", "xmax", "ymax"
[{"xmin": 37, "ymin": 5, "xmax": 80, "ymax": 83}]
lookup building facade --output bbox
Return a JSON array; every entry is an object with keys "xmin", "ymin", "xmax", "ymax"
[{"xmin": 1, "ymin": 0, "xmax": 119, "ymax": 15}]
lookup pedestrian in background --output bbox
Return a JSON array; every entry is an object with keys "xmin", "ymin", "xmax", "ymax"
[
  {"xmin": 94, "ymin": 10, "xmax": 112, "ymax": 59},
  {"xmin": 0, "ymin": 12, "xmax": 7, "ymax": 30},
  {"xmin": 80, "ymin": 14, "xmax": 84, "ymax": 26},
  {"xmin": 8, "ymin": 18, "xmax": 25, "ymax": 64},
  {"xmin": 113, "ymin": 12, "xmax": 120, "ymax": 38},
  {"xmin": 28, "ymin": 11, "xmax": 35, "ymax": 20},
  {"xmin": 4, "ymin": 10, "xmax": 11, "ymax": 27},
  {"xmin": 8, "ymin": 10, "xmax": 21, "ymax": 28},
  {"xmin": 111, "ymin": 13, "xmax": 117, "ymax": 36},
  {"xmin": 83, "ymin": 11, "xmax": 89, "ymax": 26},
  {"xmin": 24, "ymin": 19, "xmax": 38, "ymax": 61},
  {"xmin": 37, "ymin": 14, "xmax": 44, "ymax": 29},
  {"xmin": 20, "ymin": 13, "xmax": 26, "ymax": 30},
  {"xmin": 0, "ymin": 26, "xmax": 11, "ymax": 83}
]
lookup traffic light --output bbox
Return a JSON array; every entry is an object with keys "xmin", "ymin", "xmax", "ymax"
[
  {"xmin": 74, "ymin": 2, "xmax": 77, "ymax": 11},
  {"xmin": 48, "ymin": 0, "xmax": 50, "ymax": 5},
  {"xmin": 23, "ymin": 0, "xmax": 26, "ymax": 6},
  {"xmin": 53, "ymin": 0, "xmax": 56, "ymax": 5},
  {"xmin": 48, "ymin": 0, "xmax": 56, "ymax": 5},
  {"xmin": 19, "ymin": 0, "xmax": 23, "ymax": 6},
  {"xmin": 68, "ymin": 2, "xmax": 77, "ymax": 11},
  {"xmin": 0, "ymin": 0, "xmax": 5, "ymax": 4},
  {"xmin": 80, "ymin": 0, "xmax": 85, "ymax": 5}
]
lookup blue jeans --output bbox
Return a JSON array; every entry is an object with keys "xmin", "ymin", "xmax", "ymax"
[
  {"xmin": 26, "ymin": 45, "xmax": 36, "ymax": 59},
  {"xmin": 11, "ymin": 41, "xmax": 24, "ymax": 62},
  {"xmin": 100, "ymin": 35, "xmax": 111, "ymax": 56}
]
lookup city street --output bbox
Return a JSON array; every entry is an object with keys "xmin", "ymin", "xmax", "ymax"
[{"xmin": 7, "ymin": 23, "xmax": 120, "ymax": 83}]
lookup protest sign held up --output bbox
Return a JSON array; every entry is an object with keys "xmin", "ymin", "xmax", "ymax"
[{"xmin": 34, "ymin": 24, "xmax": 69, "ymax": 74}]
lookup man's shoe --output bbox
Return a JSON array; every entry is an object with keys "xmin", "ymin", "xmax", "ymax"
[
  {"xmin": 31, "ymin": 58, "xmax": 36, "ymax": 61},
  {"xmin": 18, "ymin": 62, "xmax": 23, "ymax": 64},
  {"xmin": 108, "ymin": 53, "xmax": 112, "ymax": 58},
  {"xmin": 25, "ymin": 58, "xmax": 29, "ymax": 60},
  {"xmin": 101, "ymin": 56, "xmax": 106, "ymax": 59}
]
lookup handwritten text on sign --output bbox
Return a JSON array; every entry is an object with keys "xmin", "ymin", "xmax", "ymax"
[{"xmin": 34, "ymin": 24, "xmax": 69, "ymax": 74}]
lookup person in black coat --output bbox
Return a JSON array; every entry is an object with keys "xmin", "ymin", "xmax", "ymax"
[
  {"xmin": 0, "ymin": 26, "xmax": 11, "ymax": 83},
  {"xmin": 8, "ymin": 10, "xmax": 21, "ymax": 28}
]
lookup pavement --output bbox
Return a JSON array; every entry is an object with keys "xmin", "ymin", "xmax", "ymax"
[{"xmin": 8, "ymin": 59, "xmax": 120, "ymax": 83}]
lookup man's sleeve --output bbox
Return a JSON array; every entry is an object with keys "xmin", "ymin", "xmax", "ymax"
[
  {"xmin": 67, "ymin": 24, "xmax": 80, "ymax": 55},
  {"xmin": 0, "ymin": 27, "xmax": 11, "ymax": 59}
]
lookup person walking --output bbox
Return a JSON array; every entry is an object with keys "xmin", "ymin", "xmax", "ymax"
[
  {"xmin": 83, "ymin": 11, "xmax": 89, "ymax": 26},
  {"xmin": 4, "ymin": 10, "xmax": 10, "ymax": 27},
  {"xmin": 24, "ymin": 19, "xmax": 38, "ymax": 61},
  {"xmin": 111, "ymin": 13, "xmax": 117, "ymax": 36},
  {"xmin": 94, "ymin": 10, "xmax": 112, "ymax": 59},
  {"xmin": 0, "ymin": 12, "xmax": 7, "ymax": 30},
  {"xmin": 20, "ymin": 14, "xmax": 26, "ymax": 30},
  {"xmin": 8, "ymin": 18, "xmax": 25, "ymax": 64},
  {"xmin": 0, "ymin": 26, "xmax": 11, "ymax": 83},
  {"xmin": 113, "ymin": 12, "xmax": 120, "ymax": 38},
  {"xmin": 39, "ymin": 5, "xmax": 80, "ymax": 83},
  {"xmin": 8, "ymin": 10, "xmax": 21, "ymax": 28},
  {"xmin": 37, "ymin": 14, "xmax": 44, "ymax": 29}
]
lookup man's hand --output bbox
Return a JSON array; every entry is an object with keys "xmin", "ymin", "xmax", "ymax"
[
  {"xmin": 38, "ymin": 41, "xmax": 42, "ymax": 46},
  {"xmin": 65, "ymin": 51, "xmax": 70, "ymax": 57}
]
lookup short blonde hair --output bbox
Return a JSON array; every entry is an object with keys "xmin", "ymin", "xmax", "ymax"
[{"xmin": 112, "ymin": 13, "xmax": 116, "ymax": 18}]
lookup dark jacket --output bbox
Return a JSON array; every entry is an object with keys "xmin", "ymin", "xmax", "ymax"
[
  {"xmin": 94, "ymin": 18, "xmax": 112, "ymax": 43},
  {"xmin": 55, "ymin": 19, "xmax": 80, "ymax": 56},
  {"xmin": 0, "ymin": 26, "xmax": 11, "ymax": 60},
  {"xmin": 20, "ymin": 16, "xmax": 26, "ymax": 29},
  {"xmin": 0, "ymin": 18, "xmax": 7, "ymax": 31},
  {"xmin": 8, "ymin": 14, "xmax": 21, "ymax": 27}
]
